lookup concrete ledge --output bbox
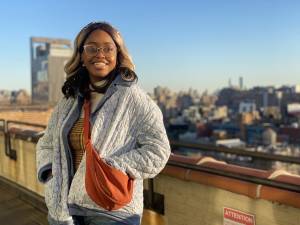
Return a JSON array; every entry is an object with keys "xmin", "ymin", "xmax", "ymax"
[{"xmin": 164, "ymin": 154, "xmax": 300, "ymax": 208}]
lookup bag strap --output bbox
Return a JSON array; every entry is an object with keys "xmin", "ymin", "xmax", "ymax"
[{"xmin": 83, "ymin": 99, "xmax": 91, "ymax": 144}]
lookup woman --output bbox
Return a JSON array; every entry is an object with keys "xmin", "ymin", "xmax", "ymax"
[{"xmin": 36, "ymin": 21, "xmax": 170, "ymax": 225}]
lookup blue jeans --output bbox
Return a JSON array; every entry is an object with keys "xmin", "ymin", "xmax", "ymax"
[{"xmin": 73, "ymin": 215, "xmax": 136, "ymax": 225}]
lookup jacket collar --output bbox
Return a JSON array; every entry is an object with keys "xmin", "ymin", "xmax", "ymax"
[
  {"xmin": 78, "ymin": 72, "xmax": 137, "ymax": 99},
  {"xmin": 77, "ymin": 72, "xmax": 137, "ymax": 118}
]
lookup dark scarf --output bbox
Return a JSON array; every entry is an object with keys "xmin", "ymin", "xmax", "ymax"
[{"xmin": 82, "ymin": 69, "xmax": 117, "ymax": 99}]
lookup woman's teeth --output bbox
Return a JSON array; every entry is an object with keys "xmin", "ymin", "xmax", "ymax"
[{"xmin": 94, "ymin": 62, "xmax": 106, "ymax": 68}]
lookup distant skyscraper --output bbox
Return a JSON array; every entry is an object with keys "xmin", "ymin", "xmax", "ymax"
[
  {"xmin": 263, "ymin": 91, "xmax": 268, "ymax": 108},
  {"xmin": 293, "ymin": 84, "xmax": 300, "ymax": 93},
  {"xmin": 30, "ymin": 37, "xmax": 72, "ymax": 104},
  {"xmin": 239, "ymin": 76, "xmax": 243, "ymax": 90}
]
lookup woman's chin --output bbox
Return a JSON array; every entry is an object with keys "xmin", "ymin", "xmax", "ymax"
[{"xmin": 89, "ymin": 72, "xmax": 110, "ymax": 82}]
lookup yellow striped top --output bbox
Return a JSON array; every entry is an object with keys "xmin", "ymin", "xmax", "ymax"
[
  {"xmin": 68, "ymin": 80, "xmax": 106, "ymax": 172},
  {"xmin": 68, "ymin": 118, "xmax": 85, "ymax": 171}
]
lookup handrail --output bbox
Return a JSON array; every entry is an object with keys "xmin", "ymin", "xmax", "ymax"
[
  {"xmin": 167, "ymin": 160, "xmax": 300, "ymax": 193},
  {"xmin": 2, "ymin": 120, "xmax": 46, "ymax": 160},
  {"xmin": 170, "ymin": 140, "xmax": 300, "ymax": 165},
  {"xmin": 0, "ymin": 119, "xmax": 4, "ymax": 132},
  {"xmin": 7, "ymin": 120, "xmax": 46, "ymax": 129},
  {"xmin": 1, "ymin": 119, "xmax": 11, "ymax": 158}
]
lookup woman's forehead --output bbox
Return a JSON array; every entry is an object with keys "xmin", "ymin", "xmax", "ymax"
[{"xmin": 85, "ymin": 29, "xmax": 114, "ymax": 44}]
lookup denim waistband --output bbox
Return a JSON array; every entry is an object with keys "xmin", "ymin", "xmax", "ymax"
[{"xmin": 68, "ymin": 204, "xmax": 141, "ymax": 225}]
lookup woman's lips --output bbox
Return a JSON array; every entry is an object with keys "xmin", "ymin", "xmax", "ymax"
[{"xmin": 93, "ymin": 62, "xmax": 107, "ymax": 69}]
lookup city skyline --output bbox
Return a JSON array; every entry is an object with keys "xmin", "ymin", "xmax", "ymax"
[{"xmin": 1, "ymin": 0, "xmax": 300, "ymax": 94}]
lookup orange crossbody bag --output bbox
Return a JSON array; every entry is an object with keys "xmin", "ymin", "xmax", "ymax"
[{"xmin": 83, "ymin": 99, "xmax": 134, "ymax": 211}]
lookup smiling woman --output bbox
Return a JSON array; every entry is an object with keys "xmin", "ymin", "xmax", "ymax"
[{"xmin": 36, "ymin": 21, "xmax": 171, "ymax": 225}]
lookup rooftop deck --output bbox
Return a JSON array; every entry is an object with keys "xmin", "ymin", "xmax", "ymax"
[{"xmin": 0, "ymin": 177, "xmax": 47, "ymax": 225}]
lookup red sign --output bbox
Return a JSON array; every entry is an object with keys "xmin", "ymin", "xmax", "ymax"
[{"xmin": 223, "ymin": 207, "xmax": 255, "ymax": 225}]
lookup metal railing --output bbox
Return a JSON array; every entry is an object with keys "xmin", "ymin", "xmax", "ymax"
[
  {"xmin": 7, "ymin": 120, "xmax": 46, "ymax": 130},
  {"xmin": 170, "ymin": 140, "xmax": 300, "ymax": 165},
  {"xmin": 1, "ymin": 120, "xmax": 46, "ymax": 160},
  {"xmin": 0, "ymin": 119, "xmax": 4, "ymax": 131}
]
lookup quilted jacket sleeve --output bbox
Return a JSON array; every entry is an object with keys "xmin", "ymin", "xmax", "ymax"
[
  {"xmin": 106, "ymin": 100, "xmax": 171, "ymax": 179},
  {"xmin": 36, "ymin": 104, "xmax": 59, "ymax": 183}
]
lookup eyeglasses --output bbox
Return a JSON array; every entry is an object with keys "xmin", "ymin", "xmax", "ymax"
[{"xmin": 83, "ymin": 44, "xmax": 117, "ymax": 57}]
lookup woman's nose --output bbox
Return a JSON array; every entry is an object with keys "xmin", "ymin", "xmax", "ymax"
[{"xmin": 95, "ymin": 50, "xmax": 105, "ymax": 58}]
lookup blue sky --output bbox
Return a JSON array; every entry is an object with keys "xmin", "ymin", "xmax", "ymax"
[{"xmin": 0, "ymin": 0, "xmax": 300, "ymax": 94}]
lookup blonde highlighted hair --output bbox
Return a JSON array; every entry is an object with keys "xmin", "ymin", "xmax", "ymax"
[{"xmin": 64, "ymin": 21, "xmax": 135, "ymax": 78}]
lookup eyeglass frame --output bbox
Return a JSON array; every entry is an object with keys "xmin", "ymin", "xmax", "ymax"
[{"xmin": 82, "ymin": 44, "xmax": 117, "ymax": 57}]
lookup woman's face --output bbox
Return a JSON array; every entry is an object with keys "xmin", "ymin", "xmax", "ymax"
[{"xmin": 81, "ymin": 29, "xmax": 117, "ymax": 83}]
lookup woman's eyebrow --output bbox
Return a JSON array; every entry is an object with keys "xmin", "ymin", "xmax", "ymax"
[
  {"xmin": 85, "ymin": 41, "xmax": 115, "ymax": 45},
  {"xmin": 85, "ymin": 41, "xmax": 97, "ymax": 45}
]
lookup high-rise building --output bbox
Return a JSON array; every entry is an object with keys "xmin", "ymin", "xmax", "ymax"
[
  {"xmin": 293, "ymin": 84, "xmax": 300, "ymax": 93},
  {"xmin": 239, "ymin": 76, "xmax": 243, "ymax": 90},
  {"xmin": 30, "ymin": 37, "xmax": 72, "ymax": 104}
]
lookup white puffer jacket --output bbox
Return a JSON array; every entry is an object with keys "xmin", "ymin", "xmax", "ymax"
[{"xmin": 36, "ymin": 74, "xmax": 171, "ymax": 225}]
